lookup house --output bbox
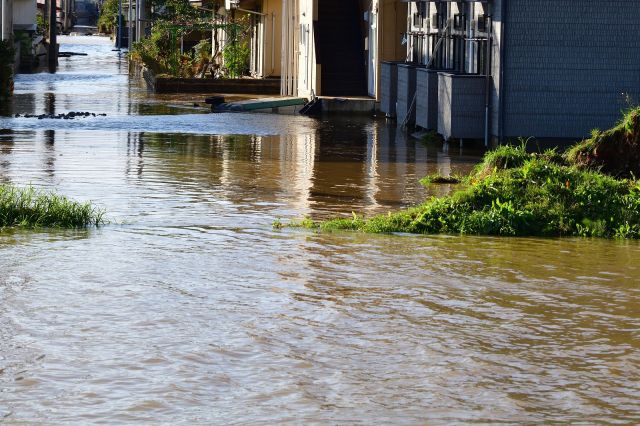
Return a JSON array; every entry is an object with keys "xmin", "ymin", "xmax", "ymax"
[
  {"xmin": 280, "ymin": 0, "xmax": 407, "ymax": 107},
  {"xmin": 386, "ymin": 0, "xmax": 640, "ymax": 143}
]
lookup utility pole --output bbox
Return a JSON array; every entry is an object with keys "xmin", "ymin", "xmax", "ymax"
[
  {"xmin": 116, "ymin": 0, "xmax": 122, "ymax": 49},
  {"xmin": 48, "ymin": 0, "xmax": 57, "ymax": 72},
  {"xmin": 127, "ymin": 0, "xmax": 132, "ymax": 50}
]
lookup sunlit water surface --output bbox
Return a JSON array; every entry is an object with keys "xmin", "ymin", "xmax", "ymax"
[{"xmin": 0, "ymin": 36, "xmax": 638, "ymax": 424}]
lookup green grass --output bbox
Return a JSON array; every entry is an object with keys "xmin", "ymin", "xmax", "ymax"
[
  {"xmin": 0, "ymin": 184, "xmax": 106, "ymax": 228},
  {"xmin": 284, "ymin": 109, "xmax": 640, "ymax": 239},
  {"xmin": 289, "ymin": 146, "xmax": 640, "ymax": 239}
]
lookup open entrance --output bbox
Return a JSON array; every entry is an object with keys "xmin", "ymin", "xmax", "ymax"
[{"xmin": 315, "ymin": 0, "xmax": 367, "ymax": 97}]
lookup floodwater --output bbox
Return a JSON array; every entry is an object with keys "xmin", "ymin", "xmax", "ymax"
[{"xmin": 0, "ymin": 36, "xmax": 638, "ymax": 424}]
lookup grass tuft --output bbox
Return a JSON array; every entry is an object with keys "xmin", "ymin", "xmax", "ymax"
[
  {"xmin": 0, "ymin": 184, "xmax": 106, "ymax": 228},
  {"xmin": 420, "ymin": 173, "xmax": 464, "ymax": 186}
]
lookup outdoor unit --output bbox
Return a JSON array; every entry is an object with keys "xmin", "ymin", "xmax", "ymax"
[{"xmin": 225, "ymin": 0, "xmax": 240, "ymax": 10}]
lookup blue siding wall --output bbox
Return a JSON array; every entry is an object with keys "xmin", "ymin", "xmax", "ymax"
[{"xmin": 501, "ymin": 0, "xmax": 640, "ymax": 139}]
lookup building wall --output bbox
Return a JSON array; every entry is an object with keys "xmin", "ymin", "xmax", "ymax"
[
  {"xmin": 499, "ymin": 0, "xmax": 640, "ymax": 140},
  {"xmin": 295, "ymin": 0, "xmax": 317, "ymax": 98},
  {"xmin": 13, "ymin": 0, "xmax": 36, "ymax": 30},
  {"xmin": 262, "ymin": 0, "xmax": 282, "ymax": 77}
]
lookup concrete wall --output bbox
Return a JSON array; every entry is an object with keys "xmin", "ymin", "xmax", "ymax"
[{"xmin": 499, "ymin": 0, "xmax": 640, "ymax": 140}]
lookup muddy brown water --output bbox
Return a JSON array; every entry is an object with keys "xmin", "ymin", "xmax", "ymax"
[{"xmin": 0, "ymin": 36, "xmax": 639, "ymax": 424}]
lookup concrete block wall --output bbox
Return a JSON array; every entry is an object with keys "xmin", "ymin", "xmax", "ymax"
[
  {"xmin": 416, "ymin": 68, "xmax": 439, "ymax": 130},
  {"xmin": 437, "ymin": 73, "xmax": 486, "ymax": 140},
  {"xmin": 499, "ymin": 0, "xmax": 640, "ymax": 140}
]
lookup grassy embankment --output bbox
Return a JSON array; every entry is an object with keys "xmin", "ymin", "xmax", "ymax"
[
  {"xmin": 288, "ymin": 108, "xmax": 640, "ymax": 238},
  {"xmin": 0, "ymin": 185, "xmax": 105, "ymax": 228}
]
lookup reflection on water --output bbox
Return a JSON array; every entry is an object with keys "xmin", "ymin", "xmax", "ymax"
[{"xmin": 0, "ymin": 36, "xmax": 639, "ymax": 424}]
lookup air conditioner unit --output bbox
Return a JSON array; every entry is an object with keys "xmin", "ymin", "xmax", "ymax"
[{"xmin": 225, "ymin": 0, "xmax": 240, "ymax": 10}]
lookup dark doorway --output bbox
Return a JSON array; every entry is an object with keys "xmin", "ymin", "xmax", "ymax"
[{"xmin": 315, "ymin": 0, "xmax": 367, "ymax": 97}]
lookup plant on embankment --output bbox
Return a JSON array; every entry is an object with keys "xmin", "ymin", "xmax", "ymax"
[
  {"xmin": 0, "ymin": 184, "xmax": 105, "ymax": 228},
  {"xmin": 291, "ymin": 143, "xmax": 640, "ymax": 239},
  {"xmin": 566, "ymin": 107, "xmax": 640, "ymax": 178}
]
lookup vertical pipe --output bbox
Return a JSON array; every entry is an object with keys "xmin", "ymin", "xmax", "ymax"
[
  {"xmin": 499, "ymin": 0, "xmax": 506, "ymax": 143},
  {"xmin": 280, "ymin": 0, "xmax": 286, "ymax": 95},
  {"xmin": 48, "ymin": 0, "xmax": 57, "ymax": 73},
  {"xmin": 484, "ymin": 13, "xmax": 491, "ymax": 148}
]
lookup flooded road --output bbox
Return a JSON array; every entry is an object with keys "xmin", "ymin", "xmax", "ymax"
[{"xmin": 0, "ymin": 36, "xmax": 639, "ymax": 424}]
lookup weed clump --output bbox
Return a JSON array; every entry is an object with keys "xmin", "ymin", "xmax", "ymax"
[
  {"xmin": 290, "ymin": 148, "xmax": 640, "ymax": 239},
  {"xmin": 420, "ymin": 173, "xmax": 464, "ymax": 186},
  {"xmin": 285, "ymin": 110, "xmax": 640, "ymax": 239},
  {"xmin": 0, "ymin": 184, "xmax": 105, "ymax": 228}
]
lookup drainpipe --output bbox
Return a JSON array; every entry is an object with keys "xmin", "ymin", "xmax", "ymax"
[
  {"xmin": 498, "ymin": 0, "xmax": 506, "ymax": 144},
  {"xmin": 484, "ymin": 10, "xmax": 492, "ymax": 147}
]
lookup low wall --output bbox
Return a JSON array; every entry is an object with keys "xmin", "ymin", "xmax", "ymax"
[{"xmin": 130, "ymin": 61, "xmax": 281, "ymax": 95}]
